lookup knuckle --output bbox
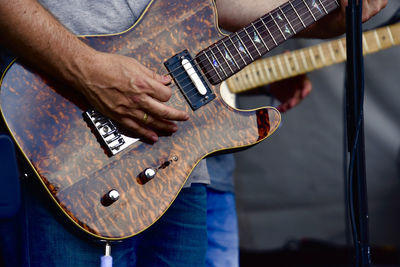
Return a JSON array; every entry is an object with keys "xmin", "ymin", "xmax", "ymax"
[
  {"xmin": 160, "ymin": 87, "xmax": 172, "ymax": 102},
  {"xmin": 152, "ymin": 71, "xmax": 159, "ymax": 81},
  {"xmin": 160, "ymin": 108, "xmax": 171, "ymax": 118},
  {"xmin": 130, "ymin": 95, "xmax": 142, "ymax": 105},
  {"xmin": 134, "ymin": 77, "xmax": 147, "ymax": 89}
]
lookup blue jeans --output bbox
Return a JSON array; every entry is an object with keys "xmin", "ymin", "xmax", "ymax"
[
  {"xmin": 1, "ymin": 176, "xmax": 207, "ymax": 267},
  {"xmin": 206, "ymin": 188, "xmax": 239, "ymax": 267}
]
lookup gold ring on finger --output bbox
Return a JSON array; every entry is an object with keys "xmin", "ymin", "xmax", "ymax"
[{"xmin": 142, "ymin": 113, "xmax": 148, "ymax": 123}]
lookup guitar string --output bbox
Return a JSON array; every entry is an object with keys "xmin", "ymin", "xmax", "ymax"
[
  {"xmin": 162, "ymin": 0, "xmax": 338, "ymax": 107},
  {"xmin": 233, "ymin": 23, "xmax": 397, "ymax": 83},
  {"xmin": 167, "ymin": 1, "xmax": 337, "ymax": 108},
  {"xmin": 160, "ymin": 0, "xmax": 337, "ymax": 89},
  {"xmin": 91, "ymin": 0, "xmax": 335, "ymax": 119},
  {"xmin": 162, "ymin": 0, "xmax": 337, "ymax": 105}
]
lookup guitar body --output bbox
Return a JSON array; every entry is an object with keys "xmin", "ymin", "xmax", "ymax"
[{"xmin": 0, "ymin": 0, "xmax": 280, "ymax": 239}]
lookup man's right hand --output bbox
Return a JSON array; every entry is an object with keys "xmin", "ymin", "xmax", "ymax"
[
  {"xmin": 76, "ymin": 52, "xmax": 189, "ymax": 142},
  {"xmin": 0, "ymin": 0, "xmax": 189, "ymax": 143}
]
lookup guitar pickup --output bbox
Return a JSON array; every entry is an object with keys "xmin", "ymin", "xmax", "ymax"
[
  {"xmin": 164, "ymin": 50, "xmax": 215, "ymax": 110},
  {"xmin": 84, "ymin": 110, "xmax": 139, "ymax": 156}
]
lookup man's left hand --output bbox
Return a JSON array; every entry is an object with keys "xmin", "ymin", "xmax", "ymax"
[{"xmin": 269, "ymin": 74, "xmax": 312, "ymax": 113}]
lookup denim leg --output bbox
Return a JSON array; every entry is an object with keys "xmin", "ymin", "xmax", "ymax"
[
  {"xmin": 20, "ymin": 176, "xmax": 207, "ymax": 267},
  {"xmin": 22, "ymin": 177, "xmax": 109, "ymax": 267},
  {"xmin": 135, "ymin": 183, "xmax": 208, "ymax": 267},
  {"xmin": 0, "ymin": 212, "xmax": 26, "ymax": 267},
  {"xmin": 206, "ymin": 188, "xmax": 239, "ymax": 267}
]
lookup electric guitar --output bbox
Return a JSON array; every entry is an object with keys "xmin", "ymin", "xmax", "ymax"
[
  {"xmin": 0, "ymin": 0, "xmax": 338, "ymax": 240},
  {"xmin": 222, "ymin": 22, "xmax": 400, "ymax": 97}
]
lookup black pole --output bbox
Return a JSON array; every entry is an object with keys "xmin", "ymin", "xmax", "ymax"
[{"xmin": 345, "ymin": 0, "xmax": 370, "ymax": 266}]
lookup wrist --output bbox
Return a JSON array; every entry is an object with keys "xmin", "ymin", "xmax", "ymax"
[{"xmin": 62, "ymin": 44, "xmax": 99, "ymax": 93}]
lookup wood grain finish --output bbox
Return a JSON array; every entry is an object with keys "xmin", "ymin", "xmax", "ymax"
[{"xmin": 0, "ymin": 0, "xmax": 280, "ymax": 239}]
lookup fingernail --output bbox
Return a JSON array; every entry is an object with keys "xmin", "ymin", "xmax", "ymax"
[
  {"xmin": 151, "ymin": 135, "xmax": 158, "ymax": 142},
  {"xmin": 171, "ymin": 125, "xmax": 178, "ymax": 132},
  {"xmin": 162, "ymin": 75, "xmax": 171, "ymax": 82}
]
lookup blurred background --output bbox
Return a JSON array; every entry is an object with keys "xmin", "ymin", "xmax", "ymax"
[{"xmin": 234, "ymin": 1, "xmax": 400, "ymax": 266}]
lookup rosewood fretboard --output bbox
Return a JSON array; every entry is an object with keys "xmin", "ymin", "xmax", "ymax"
[{"xmin": 196, "ymin": 0, "xmax": 339, "ymax": 85}]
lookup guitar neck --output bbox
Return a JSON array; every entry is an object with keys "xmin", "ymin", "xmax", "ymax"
[
  {"xmin": 227, "ymin": 22, "xmax": 400, "ymax": 93},
  {"xmin": 196, "ymin": 0, "xmax": 339, "ymax": 85}
]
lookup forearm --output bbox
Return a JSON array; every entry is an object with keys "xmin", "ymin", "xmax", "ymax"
[{"xmin": 0, "ymin": 0, "xmax": 96, "ymax": 87}]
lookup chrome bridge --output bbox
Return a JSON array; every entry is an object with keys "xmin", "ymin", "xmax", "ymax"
[{"xmin": 84, "ymin": 110, "xmax": 139, "ymax": 156}]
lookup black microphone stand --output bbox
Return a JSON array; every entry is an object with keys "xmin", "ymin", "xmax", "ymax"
[{"xmin": 345, "ymin": 0, "xmax": 370, "ymax": 266}]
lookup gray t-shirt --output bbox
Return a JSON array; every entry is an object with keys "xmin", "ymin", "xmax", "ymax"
[{"xmin": 38, "ymin": 0, "xmax": 210, "ymax": 186}]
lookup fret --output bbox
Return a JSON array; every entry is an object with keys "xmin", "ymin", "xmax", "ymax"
[
  {"xmin": 328, "ymin": 42, "xmax": 337, "ymax": 62},
  {"xmin": 251, "ymin": 22, "xmax": 270, "ymax": 52},
  {"xmin": 264, "ymin": 13, "xmax": 286, "ymax": 45},
  {"xmin": 236, "ymin": 32, "xmax": 254, "ymax": 61},
  {"xmin": 271, "ymin": 57, "xmax": 279, "ymax": 79},
  {"xmin": 376, "ymin": 27, "xmax": 395, "ymax": 48},
  {"xmin": 278, "ymin": 6, "xmax": 296, "ymax": 34},
  {"xmin": 213, "ymin": 45, "xmax": 234, "ymax": 79},
  {"xmin": 373, "ymin": 30, "xmax": 382, "ymax": 49},
  {"xmin": 271, "ymin": 13, "xmax": 287, "ymax": 40},
  {"xmin": 276, "ymin": 56, "xmax": 286, "ymax": 77},
  {"xmin": 317, "ymin": 0, "xmax": 328, "ymax": 14},
  {"xmin": 283, "ymin": 54, "xmax": 293, "ymax": 75},
  {"xmin": 320, "ymin": 43, "xmax": 335, "ymax": 66},
  {"xmin": 234, "ymin": 70, "xmax": 245, "ymax": 90},
  {"xmin": 269, "ymin": 57, "xmax": 279, "ymax": 79},
  {"xmin": 270, "ymin": 9, "xmax": 293, "ymax": 41},
  {"xmin": 308, "ymin": 48, "xmax": 317, "ymax": 68},
  {"xmin": 196, "ymin": 0, "xmax": 340, "ymax": 85},
  {"xmin": 390, "ymin": 23, "xmax": 400, "ymax": 45},
  {"xmin": 260, "ymin": 17, "xmax": 278, "ymax": 46},
  {"xmin": 209, "ymin": 47, "xmax": 228, "ymax": 78},
  {"xmin": 290, "ymin": 0, "xmax": 306, "ymax": 28},
  {"xmin": 293, "ymin": 51, "xmax": 306, "ymax": 74},
  {"xmin": 262, "ymin": 59, "xmax": 272, "ymax": 80},
  {"xmin": 247, "ymin": 64, "xmax": 258, "ymax": 87},
  {"xmin": 362, "ymin": 35, "xmax": 369, "ymax": 52},
  {"xmin": 237, "ymin": 27, "xmax": 262, "ymax": 61},
  {"xmin": 338, "ymin": 39, "xmax": 346, "ymax": 58},
  {"xmin": 250, "ymin": 61, "xmax": 271, "ymax": 89},
  {"xmin": 243, "ymin": 68, "xmax": 253, "ymax": 89},
  {"xmin": 221, "ymin": 41, "xmax": 240, "ymax": 70},
  {"xmin": 203, "ymin": 50, "xmax": 223, "ymax": 81},
  {"xmin": 215, "ymin": 43, "xmax": 235, "ymax": 74},
  {"xmin": 331, "ymin": 40, "xmax": 344, "ymax": 61},
  {"xmin": 317, "ymin": 44, "xmax": 326, "ymax": 65},
  {"xmin": 386, "ymin": 26, "xmax": 395, "ymax": 45},
  {"xmin": 195, "ymin": 51, "xmax": 218, "ymax": 85},
  {"xmin": 253, "ymin": 20, "xmax": 275, "ymax": 51},
  {"xmin": 227, "ymin": 35, "xmax": 248, "ymax": 67},
  {"xmin": 297, "ymin": 1, "xmax": 318, "ymax": 28},
  {"xmin": 302, "ymin": 0, "xmax": 317, "ymax": 21},
  {"xmin": 324, "ymin": 44, "xmax": 333, "ymax": 64},
  {"xmin": 299, "ymin": 49, "xmax": 309, "ymax": 70},
  {"xmin": 307, "ymin": 0, "xmax": 326, "ymax": 19},
  {"xmin": 288, "ymin": 52, "xmax": 300, "ymax": 73},
  {"xmin": 244, "ymin": 27, "xmax": 262, "ymax": 56},
  {"xmin": 325, "ymin": 0, "xmax": 341, "ymax": 12},
  {"xmin": 256, "ymin": 60, "xmax": 269, "ymax": 83}
]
